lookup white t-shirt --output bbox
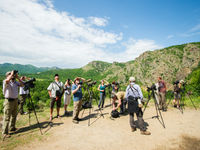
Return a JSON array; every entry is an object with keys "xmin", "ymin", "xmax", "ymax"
[{"xmin": 47, "ymin": 81, "xmax": 64, "ymax": 98}]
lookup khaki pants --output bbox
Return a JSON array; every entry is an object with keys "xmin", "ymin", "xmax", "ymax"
[
  {"xmin": 158, "ymin": 92, "xmax": 167, "ymax": 110},
  {"xmin": 19, "ymin": 94, "xmax": 27, "ymax": 114},
  {"xmin": 73, "ymin": 100, "xmax": 82, "ymax": 120},
  {"xmin": 2, "ymin": 98, "xmax": 18, "ymax": 134}
]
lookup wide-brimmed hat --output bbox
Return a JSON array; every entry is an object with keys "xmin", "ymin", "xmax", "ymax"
[
  {"xmin": 129, "ymin": 76, "xmax": 135, "ymax": 82},
  {"xmin": 74, "ymin": 77, "xmax": 81, "ymax": 81}
]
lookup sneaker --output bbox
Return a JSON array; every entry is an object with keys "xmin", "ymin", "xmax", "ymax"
[
  {"xmin": 141, "ymin": 130, "xmax": 151, "ymax": 135},
  {"xmin": 77, "ymin": 118, "xmax": 82, "ymax": 121},
  {"xmin": 131, "ymin": 128, "xmax": 136, "ymax": 132},
  {"xmin": 57, "ymin": 115, "xmax": 61, "ymax": 118},
  {"xmin": 10, "ymin": 128, "xmax": 17, "ymax": 132},
  {"xmin": 72, "ymin": 119, "xmax": 79, "ymax": 124}
]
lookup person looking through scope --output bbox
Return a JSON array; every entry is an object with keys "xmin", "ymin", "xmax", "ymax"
[
  {"xmin": 63, "ymin": 79, "xmax": 72, "ymax": 116},
  {"xmin": 2, "ymin": 70, "xmax": 24, "ymax": 139},
  {"xmin": 19, "ymin": 76, "xmax": 31, "ymax": 115},
  {"xmin": 98, "ymin": 80, "xmax": 109, "ymax": 109},
  {"xmin": 111, "ymin": 91, "xmax": 127, "ymax": 115},
  {"xmin": 72, "ymin": 77, "xmax": 86, "ymax": 124},
  {"xmin": 125, "ymin": 77, "xmax": 151, "ymax": 135},
  {"xmin": 172, "ymin": 80, "xmax": 184, "ymax": 108},
  {"xmin": 47, "ymin": 74, "xmax": 64, "ymax": 121}
]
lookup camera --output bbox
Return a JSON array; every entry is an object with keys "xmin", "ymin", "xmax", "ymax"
[
  {"xmin": 13, "ymin": 70, "xmax": 18, "ymax": 75},
  {"xmin": 78, "ymin": 81, "xmax": 83, "ymax": 85},
  {"xmin": 173, "ymin": 80, "xmax": 179, "ymax": 85},
  {"xmin": 147, "ymin": 84, "xmax": 157, "ymax": 92},
  {"xmin": 24, "ymin": 78, "xmax": 36, "ymax": 91},
  {"xmin": 87, "ymin": 81, "xmax": 96, "ymax": 86}
]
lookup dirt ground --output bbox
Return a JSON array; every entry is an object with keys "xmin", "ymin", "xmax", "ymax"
[{"xmin": 10, "ymin": 102, "xmax": 200, "ymax": 150}]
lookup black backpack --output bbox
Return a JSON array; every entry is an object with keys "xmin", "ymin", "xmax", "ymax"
[{"xmin": 111, "ymin": 110, "xmax": 119, "ymax": 118}]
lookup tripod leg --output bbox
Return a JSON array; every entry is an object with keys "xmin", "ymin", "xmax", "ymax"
[
  {"xmin": 29, "ymin": 98, "xmax": 43, "ymax": 135},
  {"xmin": 187, "ymin": 94, "xmax": 197, "ymax": 110},
  {"xmin": 143, "ymin": 92, "xmax": 151, "ymax": 113}
]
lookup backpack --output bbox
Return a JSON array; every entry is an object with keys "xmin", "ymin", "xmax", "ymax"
[{"xmin": 111, "ymin": 110, "xmax": 120, "ymax": 118}]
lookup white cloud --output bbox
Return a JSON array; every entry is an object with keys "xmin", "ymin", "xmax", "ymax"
[
  {"xmin": 114, "ymin": 38, "xmax": 162, "ymax": 62},
  {"xmin": 0, "ymin": 0, "xmax": 161, "ymax": 68},
  {"xmin": 88, "ymin": 17, "xmax": 109, "ymax": 27}
]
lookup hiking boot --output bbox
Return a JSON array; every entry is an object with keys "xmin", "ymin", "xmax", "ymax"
[
  {"xmin": 141, "ymin": 130, "xmax": 151, "ymax": 135},
  {"xmin": 10, "ymin": 127, "xmax": 18, "ymax": 132},
  {"xmin": 77, "ymin": 118, "xmax": 82, "ymax": 121},
  {"xmin": 72, "ymin": 119, "xmax": 79, "ymax": 124},
  {"xmin": 64, "ymin": 111, "xmax": 68, "ymax": 116},
  {"xmin": 131, "ymin": 128, "xmax": 136, "ymax": 132}
]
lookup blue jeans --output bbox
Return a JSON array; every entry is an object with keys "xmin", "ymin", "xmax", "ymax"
[{"xmin": 98, "ymin": 93, "xmax": 105, "ymax": 108}]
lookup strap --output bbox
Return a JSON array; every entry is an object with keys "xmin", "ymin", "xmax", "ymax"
[
  {"xmin": 54, "ymin": 81, "xmax": 61, "ymax": 90},
  {"xmin": 129, "ymin": 85, "xmax": 140, "ymax": 98}
]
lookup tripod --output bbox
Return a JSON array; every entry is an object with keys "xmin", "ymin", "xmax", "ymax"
[
  {"xmin": 143, "ymin": 88, "xmax": 165, "ymax": 128},
  {"xmin": 81, "ymin": 85, "xmax": 104, "ymax": 126},
  {"xmin": 26, "ymin": 91, "xmax": 43, "ymax": 135}
]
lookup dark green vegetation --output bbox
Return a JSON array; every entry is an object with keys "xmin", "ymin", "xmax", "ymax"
[
  {"xmin": 0, "ymin": 63, "xmax": 59, "ymax": 75},
  {"xmin": 0, "ymin": 42, "xmax": 200, "ymax": 113}
]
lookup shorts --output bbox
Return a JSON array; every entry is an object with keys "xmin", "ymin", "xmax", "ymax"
[
  {"xmin": 50, "ymin": 97, "xmax": 61, "ymax": 109},
  {"xmin": 64, "ymin": 94, "xmax": 71, "ymax": 105}
]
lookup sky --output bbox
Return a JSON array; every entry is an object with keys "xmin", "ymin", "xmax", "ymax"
[{"xmin": 0, "ymin": 0, "xmax": 200, "ymax": 68}]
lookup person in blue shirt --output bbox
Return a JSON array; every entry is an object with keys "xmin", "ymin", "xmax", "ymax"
[
  {"xmin": 98, "ymin": 80, "xmax": 109, "ymax": 109},
  {"xmin": 72, "ymin": 77, "xmax": 85, "ymax": 124},
  {"xmin": 125, "ymin": 77, "xmax": 151, "ymax": 135}
]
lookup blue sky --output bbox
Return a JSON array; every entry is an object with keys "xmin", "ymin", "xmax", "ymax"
[{"xmin": 0, "ymin": 0, "xmax": 199, "ymax": 68}]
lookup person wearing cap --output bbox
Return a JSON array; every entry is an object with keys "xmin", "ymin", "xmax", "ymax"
[
  {"xmin": 18, "ymin": 76, "xmax": 30, "ymax": 115},
  {"xmin": 98, "ymin": 80, "xmax": 109, "ymax": 109},
  {"xmin": 72, "ymin": 77, "xmax": 86, "ymax": 124},
  {"xmin": 111, "ymin": 91, "xmax": 126, "ymax": 114},
  {"xmin": 157, "ymin": 77, "xmax": 167, "ymax": 111},
  {"xmin": 125, "ymin": 76, "xmax": 151, "ymax": 135},
  {"xmin": 2, "ymin": 70, "xmax": 24, "ymax": 139},
  {"xmin": 47, "ymin": 74, "xmax": 64, "ymax": 121}
]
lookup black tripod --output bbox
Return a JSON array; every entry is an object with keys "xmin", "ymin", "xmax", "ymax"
[
  {"xmin": 143, "ymin": 87, "xmax": 165, "ymax": 128},
  {"xmin": 26, "ymin": 91, "xmax": 43, "ymax": 135},
  {"xmin": 81, "ymin": 85, "xmax": 104, "ymax": 126}
]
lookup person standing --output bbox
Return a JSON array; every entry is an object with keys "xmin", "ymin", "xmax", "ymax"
[
  {"xmin": 72, "ymin": 77, "xmax": 85, "ymax": 124},
  {"xmin": 125, "ymin": 77, "xmax": 151, "ymax": 135},
  {"xmin": 47, "ymin": 74, "xmax": 64, "ymax": 121},
  {"xmin": 63, "ymin": 79, "xmax": 72, "ymax": 115},
  {"xmin": 98, "ymin": 80, "xmax": 109, "ymax": 109},
  {"xmin": 2, "ymin": 70, "xmax": 23, "ymax": 139},
  {"xmin": 19, "ymin": 76, "xmax": 30, "ymax": 115},
  {"xmin": 158, "ymin": 77, "xmax": 167, "ymax": 111}
]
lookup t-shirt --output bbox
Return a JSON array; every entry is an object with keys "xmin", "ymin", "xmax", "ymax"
[
  {"xmin": 19, "ymin": 81, "xmax": 29, "ymax": 95},
  {"xmin": 47, "ymin": 81, "xmax": 64, "ymax": 98},
  {"xmin": 116, "ymin": 91, "xmax": 126, "ymax": 100},
  {"xmin": 72, "ymin": 84, "xmax": 82, "ymax": 101},
  {"xmin": 158, "ymin": 80, "xmax": 166, "ymax": 93},
  {"xmin": 99, "ymin": 84, "xmax": 106, "ymax": 94},
  {"xmin": 3, "ymin": 80, "xmax": 20, "ymax": 99}
]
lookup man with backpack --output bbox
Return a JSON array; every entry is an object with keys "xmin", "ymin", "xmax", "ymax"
[
  {"xmin": 47, "ymin": 74, "xmax": 64, "ymax": 121},
  {"xmin": 125, "ymin": 77, "xmax": 151, "ymax": 135}
]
